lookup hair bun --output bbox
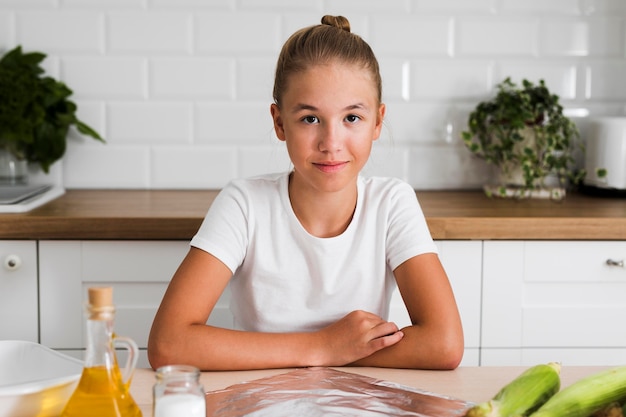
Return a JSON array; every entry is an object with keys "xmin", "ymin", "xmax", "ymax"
[{"xmin": 321, "ymin": 15, "xmax": 351, "ymax": 32}]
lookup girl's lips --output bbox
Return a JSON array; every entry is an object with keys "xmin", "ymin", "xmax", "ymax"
[{"xmin": 313, "ymin": 161, "xmax": 348, "ymax": 173}]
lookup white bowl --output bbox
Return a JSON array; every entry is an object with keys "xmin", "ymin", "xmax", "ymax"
[{"xmin": 0, "ymin": 340, "xmax": 83, "ymax": 417}]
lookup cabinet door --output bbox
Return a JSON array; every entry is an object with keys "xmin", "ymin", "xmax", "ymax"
[
  {"xmin": 0, "ymin": 241, "xmax": 38, "ymax": 342},
  {"xmin": 39, "ymin": 241, "xmax": 220, "ymax": 367},
  {"xmin": 482, "ymin": 240, "xmax": 626, "ymax": 366},
  {"xmin": 388, "ymin": 240, "xmax": 482, "ymax": 366}
]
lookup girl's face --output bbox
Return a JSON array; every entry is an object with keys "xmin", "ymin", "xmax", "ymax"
[{"xmin": 271, "ymin": 62, "xmax": 385, "ymax": 195}]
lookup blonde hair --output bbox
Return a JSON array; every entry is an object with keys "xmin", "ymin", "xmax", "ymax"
[{"xmin": 272, "ymin": 15, "xmax": 382, "ymax": 107}]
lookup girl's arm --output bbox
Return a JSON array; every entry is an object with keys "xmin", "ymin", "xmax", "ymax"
[
  {"xmin": 148, "ymin": 247, "xmax": 404, "ymax": 371},
  {"xmin": 350, "ymin": 253, "xmax": 465, "ymax": 370}
]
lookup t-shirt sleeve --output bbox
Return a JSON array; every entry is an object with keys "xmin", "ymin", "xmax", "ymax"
[
  {"xmin": 190, "ymin": 182, "xmax": 249, "ymax": 274},
  {"xmin": 386, "ymin": 181, "xmax": 438, "ymax": 271}
]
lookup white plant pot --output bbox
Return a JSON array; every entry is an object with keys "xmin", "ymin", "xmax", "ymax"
[{"xmin": 483, "ymin": 128, "xmax": 567, "ymax": 200}]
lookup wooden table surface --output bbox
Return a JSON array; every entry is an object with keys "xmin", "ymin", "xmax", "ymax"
[
  {"xmin": 1, "ymin": 189, "xmax": 625, "ymax": 240},
  {"xmin": 129, "ymin": 365, "xmax": 609, "ymax": 416}
]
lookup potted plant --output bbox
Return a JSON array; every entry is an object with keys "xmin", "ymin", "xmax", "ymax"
[
  {"xmin": 461, "ymin": 77, "xmax": 584, "ymax": 199},
  {"xmin": 0, "ymin": 45, "xmax": 104, "ymax": 184}
]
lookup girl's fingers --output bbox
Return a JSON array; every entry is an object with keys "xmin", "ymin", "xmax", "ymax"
[
  {"xmin": 371, "ymin": 320, "xmax": 399, "ymax": 338},
  {"xmin": 369, "ymin": 330, "xmax": 404, "ymax": 351}
]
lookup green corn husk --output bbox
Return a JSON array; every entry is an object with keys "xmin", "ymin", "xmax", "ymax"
[
  {"xmin": 465, "ymin": 362, "xmax": 561, "ymax": 417},
  {"xmin": 529, "ymin": 366, "xmax": 626, "ymax": 417}
]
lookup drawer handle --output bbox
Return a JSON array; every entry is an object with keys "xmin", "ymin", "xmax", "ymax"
[
  {"xmin": 606, "ymin": 259, "xmax": 625, "ymax": 268},
  {"xmin": 4, "ymin": 254, "xmax": 22, "ymax": 271}
]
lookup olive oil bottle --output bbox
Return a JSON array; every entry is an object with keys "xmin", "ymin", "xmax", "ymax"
[{"xmin": 61, "ymin": 287, "xmax": 142, "ymax": 417}]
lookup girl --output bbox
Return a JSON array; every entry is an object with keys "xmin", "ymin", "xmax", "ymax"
[{"xmin": 148, "ymin": 15, "xmax": 464, "ymax": 371}]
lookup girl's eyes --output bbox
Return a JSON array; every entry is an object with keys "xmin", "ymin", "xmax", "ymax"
[
  {"xmin": 300, "ymin": 115, "xmax": 361, "ymax": 124},
  {"xmin": 345, "ymin": 114, "xmax": 361, "ymax": 123}
]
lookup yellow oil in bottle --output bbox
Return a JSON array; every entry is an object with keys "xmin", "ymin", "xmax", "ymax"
[
  {"xmin": 61, "ymin": 365, "xmax": 142, "ymax": 417},
  {"xmin": 61, "ymin": 287, "xmax": 143, "ymax": 417}
]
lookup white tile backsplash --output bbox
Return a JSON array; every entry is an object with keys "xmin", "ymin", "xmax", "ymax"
[
  {"xmin": 152, "ymin": 146, "xmax": 237, "ymax": 189},
  {"xmin": 499, "ymin": 0, "xmax": 581, "ymax": 15},
  {"xmin": 16, "ymin": 11, "xmax": 103, "ymax": 52},
  {"xmin": 456, "ymin": 17, "xmax": 537, "ymax": 56},
  {"xmin": 497, "ymin": 63, "xmax": 578, "ymax": 99},
  {"xmin": 587, "ymin": 17, "xmax": 624, "ymax": 57},
  {"xmin": 194, "ymin": 102, "xmax": 276, "ymax": 144},
  {"xmin": 63, "ymin": 57, "xmax": 147, "ymax": 99},
  {"xmin": 585, "ymin": 61, "xmax": 626, "ymax": 99},
  {"xmin": 108, "ymin": 102, "xmax": 192, "ymax": 144},
  {"xmin": 363, "ymin": 142, "xmax": 409, "ymax": 180},
  {"xmin": 0, "ymin": 12, "xmax": 14, "ymax": 46},
  {"xmin": 63, "ymin": 145, "xmax": 150, "ymax": 188},
  {"xmin": 408, "ymin": 145, "xmax": 490, "ymax": 189},
  {"xmin": 238, "ymin": 145, "xmax": 291, "ymax": 179},
  {"xmin": 411, "ymin": 0, "xmax": 495, "ymax": 13},
  {"xmin": 379, "ymin": 58, "xmax": 410, "ymax": 101},
  {"xmin": 108, "ymin": 12, "xmax": 192, "ymax": 54},
  {"xmin": 194, "ymin": 12, "xmax": 281, "ymax": 54},
  {"xmin": 0, "ymin": 0, "xmax": 56, "ymax": 9},
  {"xmin": 1, "ymin": 0, "xmax": 623, "ymax": 189},
  {"xmin": 325, "ymin": 0, "xmax": 408, "ymax": 13},
  {"xmin": 241, "ymin": 0, "xmax": 323, "ymax": 11},
  {"xmin": 385, "ymin": 102, "xmax": 463, "ymax": 145},
  {"xmin": 150, "ymin": 0, "xmax": 232, "ymax": 9},
  {"xmin": 62, "ymin": 0, "xmax": 145, "ymax": 8},
  {"xmin": 151, "ymin": 57, "xmax": 235, "ymax": 99},
  {"xmin": 237, "ymin": 57, "xmax": 275, "ymax": 100},
  {"xmin": 582, "ymin": 0, "xmax": 626, "ymax": 14},
  {"xmin": 371, "ymin": 16, "xmax": 451, "ymax": 57},
  {"xmin": 411, "ymin": 60, "xmax": 494, "ymax": 99},
  {"xmin": 73, "ymin": 101, "xmax": 106, "ymax": 140},
  {"xmin": 539, "ymin": 19, "xmax": 589, "ymax": 56}
]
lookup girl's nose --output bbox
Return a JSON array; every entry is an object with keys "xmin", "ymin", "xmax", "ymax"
[{"xmin": 317, "ymin": 123, "xmax": 342, "ymax": 153}]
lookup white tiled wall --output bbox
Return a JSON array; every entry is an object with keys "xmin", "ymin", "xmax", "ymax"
[{"xmin": 2, "ymin": 0, "xmax": 625, "ymax": 190}]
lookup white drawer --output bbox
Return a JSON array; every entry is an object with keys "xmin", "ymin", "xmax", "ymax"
[
  {"xmin": 524, "ymin": 241, "xmax": 626, "ymax": 283},
  {"xmin": 40, "ymin": 241, "xmax": 233, "ymax": 350},
  {"xmin": 482, "ymin": 241, "xmax": 626, "ymax": 351}
]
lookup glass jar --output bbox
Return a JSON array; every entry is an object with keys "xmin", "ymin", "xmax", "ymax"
[
  {"xmin": 0, "ymin": 148, "xmax": 28, "ymax": 185},
  {"xmin": 153, "ymin": 365, "xmax": 206, "ymax": 417}
]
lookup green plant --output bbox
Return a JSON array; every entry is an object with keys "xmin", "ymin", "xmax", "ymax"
[
  {"xmin": 0, "ymin": 45, "xmax": 104, "ymax": 173},
  {"xmin": 462, "ymin": 77, "xmax": 584, "ymax": 198}
]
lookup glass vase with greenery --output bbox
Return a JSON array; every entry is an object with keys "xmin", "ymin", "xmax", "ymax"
[{"xmin": 0, "ymin": 45, "xmax": 104, "ymax": 180}]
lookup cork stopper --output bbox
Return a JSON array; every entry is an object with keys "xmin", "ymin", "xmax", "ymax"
[
  {"xmin": 89, "ymin": 287, "xmax": 113, "ymax": 307},
  {"xmin": 87, "ymin": 287, "xmax": 114, "ymax": 320}
]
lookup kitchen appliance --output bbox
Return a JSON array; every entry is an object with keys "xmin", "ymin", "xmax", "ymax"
[{"xmin": 583, "ymin": 117, "xmax": 626, "ymax": 193}]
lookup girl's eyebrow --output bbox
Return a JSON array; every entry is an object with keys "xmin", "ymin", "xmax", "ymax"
[
  {"xmin": 290, "ymin": 103, "xmax": 369, "ymax": 113},
  {"xmin": 291, "ymin": 103, "xmax": 317, "ymax": 113}
]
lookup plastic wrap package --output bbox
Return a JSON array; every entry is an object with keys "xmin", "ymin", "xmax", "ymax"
[{"xmin": 205, "ymin": 367, "xmax": 472, "ymax": 416}]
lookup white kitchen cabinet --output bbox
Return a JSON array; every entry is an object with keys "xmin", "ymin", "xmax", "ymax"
[
  {"xmin": 39, "ymin": 240, "xmax": 233, "ymax": 368},
  {"xmin": 38, "ymin": 239, "xmax": 626, "ymax": 367},
  {"xmin": 38, "ymin": 239, "xmax": 482, "ymax": 367},
  {"xmin": 0, "ymin": 241, "xmax": 38, "ymax": 342},
  {"xmin": 389, "ymin": 240, "xmax": 482, "ymax": 366},
  {"xmin": 481, "ymin": 240, "xmax": 626, "ymax": 366}
]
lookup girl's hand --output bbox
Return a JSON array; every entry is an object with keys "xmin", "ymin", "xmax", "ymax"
[{"xmin": 313, "ymin": 310, "xmax": 404, "ymax": 366}]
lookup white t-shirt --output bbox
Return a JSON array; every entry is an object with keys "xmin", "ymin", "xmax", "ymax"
[{"xmin": 190, "ymin": 172, "xmax": 437, "ymax": 332}]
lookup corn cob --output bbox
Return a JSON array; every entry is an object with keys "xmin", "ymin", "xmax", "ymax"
[
  {"xmin": 591, "ymin": 402, "xmax": 624, "ymax": 417},
  {"xmin": 529, "ymin": 366, "xmax": 626, "ymax": 417},
  {"xmin": 465, "ymin": 362, "xmax": 561, "ymax": 417}
]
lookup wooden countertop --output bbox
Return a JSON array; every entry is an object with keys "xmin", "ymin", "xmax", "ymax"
[
  {"xmin": 1, "ymin": 189, "xmax": 625, "ymax": 240},
  {"xmin": 129, "ymin": 366, "xmax": 608, "ymax": 415}
]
